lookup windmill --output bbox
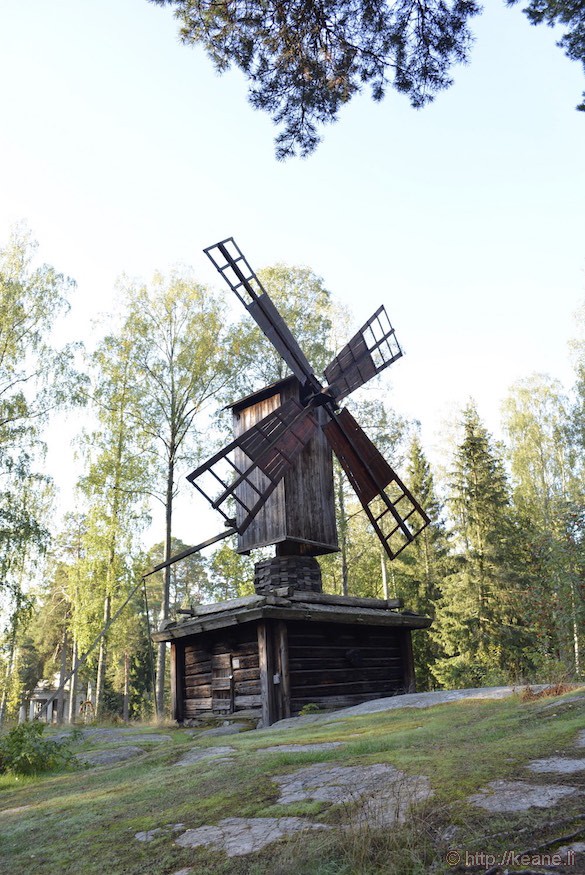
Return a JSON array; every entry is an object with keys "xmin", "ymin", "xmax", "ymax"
[
  {"xmin": 153, "ymin": 238, "xmax": 433, "ymax": 725},
  {"xmin": 187, "ymin": 237, "xmax": 429, "ymax": 571}
]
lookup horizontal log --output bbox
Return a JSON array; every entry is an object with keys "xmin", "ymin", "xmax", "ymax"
[
  {"xmin": 185, "ymin": 684, "xmax": 212, "ymax": 697},
  {"xmin": 288, "ymin": 646, "xmax": 401, "ymax": 660},
  {"xmin": 288, "ymin": 666, "xmax": 402, "ymax": 682},
  {"xmin": 186, "ymin": 652, "xmax": 259, "ymax": 672},
  {"xmin": 184, "ymin": 697, "xmax": 212, "ymax": 710},
  {"xmin": 210, "ymin": 651, "xmax": 258, "ymax": 669},
  {"xmin": 211, "ymin": 642, "xmax": 258, "ymax": 657},
  {"xmin": 234, "ymin": 681, "xmax": 261, "ymax": 696},
  {"xmin": 184, "ymin": 653, "xmax": 212, "ymax": 668},
  {"xmin": 234, "ymin": 694, "xmax": 262, "ymax": 707},
  {"xmin": 288, "ymin": 633, "xmax": 401, "ymax": 644},
  {"xmin": 289, "ymin": 657, "xmax": 402, "ymax": 673},
  {"xmin": 290, "ymin": 591, "xmax": 404, "ymax": 610},
  {"xmin": 185, "ymin": 660, "xmax": 211, "ymax": 672},
  {"xmin": 211, "ymin": 678, "xmax": 233, "ymax": 691},
  {"xmin": 232, "ymin": 667, "xmax": 261, "ymax": 682},
  {"xmin": 289, "ymin": 679, "xmax": 401, "ymax": 696}
]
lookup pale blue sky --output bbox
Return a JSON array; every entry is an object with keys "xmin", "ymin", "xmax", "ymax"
[{"xmin": 1, "ymin": 1, "xmax": 584, "ymax": 542}]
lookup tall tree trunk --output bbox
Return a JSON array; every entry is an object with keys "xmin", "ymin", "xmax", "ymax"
[
  {"xmin": 0, "ymin": 634, "xmax": 16, "ymax": 725},
  {"xmin": 95, "ymin": 593, "xmax": 111, "ymax": 718},
  {"xmin": 337, "ymin": 466, "xmax": 349, "ymax": 597},
  {"xmin": 156, "ymin": 454, "xmax": 174, "ymax": 716},
  {"xmin": 67, "ymin": 636, "xmax": 78, "ymax": 724},
  {"xmin": 123, "ymin": 651, "xmax": 130, "ymax": 722},
  {"xmin": 381, "ymin": 546, "xmax": 389, "ymax": 600},
  {"xmin": 570, "ymin": 577, "xmax": 581, "ymax": 676},
  {"xmin": 56, "ymin": 627, "xmax": 68, "ymax": 724}
]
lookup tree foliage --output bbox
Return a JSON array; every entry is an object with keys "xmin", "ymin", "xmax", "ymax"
[
  {"xmin": 502, "ymin": 374, "xmax": 584, "ymax": 677},
  {"xmin": 431, "ymin": 403, "xmax": 528, "ymax": 687},
  {"xmin": 0, "ymin": 227, "xmax": 82, "ymax": 721},
  {"xmin": 150, "ymin": 0, "xmax": 584, "ymax": 157},
  {"xmin": 116, "ymin": 269, "xmax": 236, "ymax": 713}
]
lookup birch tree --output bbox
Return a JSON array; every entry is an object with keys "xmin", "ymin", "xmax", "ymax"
[
  {"xmin": 502, "ymin": 374, "xmax": 584, "ymax": 678},
  {"xmin": 119, "ymin": 270, "xmax": 235, "ymax": 715}
]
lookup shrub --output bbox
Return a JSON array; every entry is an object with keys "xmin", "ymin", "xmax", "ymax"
[
  {"xmin": 299, "ymin": 703, "xmax": 323, "ymax": 715},
  {"xmin": 0, "ymin": 721, "xmax": 76, "ymax": 776}
]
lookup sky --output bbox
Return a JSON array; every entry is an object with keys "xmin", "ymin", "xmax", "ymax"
[{"xmin": 1, "ymin": 1, "xmax": 584, "ymax": 546}]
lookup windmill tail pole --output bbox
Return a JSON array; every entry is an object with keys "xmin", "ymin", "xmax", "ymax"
[
  {"xmin": 36, "ymin": 576, "xmax": 145, "ymax": 722},
  {"xmin": 36, "ymin": 529, "xmax": 238, "ymax": 722},
  {"xmin": 142, "ymin": 527, "xmax": 237, "ymax": 578}
]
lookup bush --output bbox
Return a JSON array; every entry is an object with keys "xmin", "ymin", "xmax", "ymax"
[
  {"xmin": 299, "ymin": 702, "xmax": 323, "ymax": 715},
  {"xmin": 0, "ymin": 721, "xmax": 76, "ymax": 776}
]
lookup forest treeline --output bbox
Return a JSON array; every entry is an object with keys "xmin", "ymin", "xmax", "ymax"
[{"xmin": 0, "ymin": 226, "xmax": 583, "ymax": 722}]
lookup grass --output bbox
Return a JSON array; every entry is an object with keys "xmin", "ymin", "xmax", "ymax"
[{"xmin": 0, "ymin": 687, "xmax": 583, "ymax": 874}]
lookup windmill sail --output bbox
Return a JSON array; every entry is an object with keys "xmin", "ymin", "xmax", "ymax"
[
  {"xmin": 187, "ymin": 398, "xmax": 318, "ymax": 534},
  {"xmin": 324, "ymin": 306, "xmax": 402, "ymax": 401},
  {"xmin": 205, "ymin": 238, "xmax": 317, "ymax": 387},
  {"xmin": 323, "ymin": 408, "xmax": 429, "ymax": 559}
]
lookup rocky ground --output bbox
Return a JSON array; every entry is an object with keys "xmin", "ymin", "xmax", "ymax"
[{"xmin": 46, "ymin": 686, "xmax": 585, "ymax": 872}]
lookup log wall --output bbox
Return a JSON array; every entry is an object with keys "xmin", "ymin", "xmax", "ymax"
[
  {"xmin": 286, "ymin": 620, "xmax": 407, "ymax": 713},
  {"xmin": 182, "ymin": 625, "xmax": 261, "ymax": 720},
  {"xmin": 177, "ymin": 618, "xmax": 413, "ymax": 724}
]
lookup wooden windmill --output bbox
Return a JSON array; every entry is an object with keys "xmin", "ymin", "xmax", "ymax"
[
  {"xmin": 186, "ymin": 238, "xmax": 429, "ymax": 591},
  {"xmin": 153, "ymin": 238, "xmax": 432, "ymax": 726}
]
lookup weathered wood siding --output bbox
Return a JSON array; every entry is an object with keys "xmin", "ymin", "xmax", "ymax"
[
  {"xmin": 233, "ymin": 379, "xmax": 337, "ymax": 555},
  {"xmin": 286, "ymin": 621, "xmax": 407, "ymax": 713},
  {"xmin": 279, "ymin": 382, "xmax": 337, "ymax": 553},
  {"xmin": 233, "ymin": 391, "xmax": 287, "ymax": 552},
  {"xmin": 182, "ymin": 626, "xmax": 261, "ymax": 719}
]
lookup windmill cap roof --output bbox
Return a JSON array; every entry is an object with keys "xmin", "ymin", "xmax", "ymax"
[{"xmin": 226, "ymin": 374, "xmax": 299, "ymax": 412}]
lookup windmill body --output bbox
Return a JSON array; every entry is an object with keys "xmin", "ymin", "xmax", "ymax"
[
  {"xmin": 154, "ymin": 238, "xmax": 432, "ymax": 726},
  {"xmin": 230, "ymin": 375, "xmax": 337, "ymax": 556}
]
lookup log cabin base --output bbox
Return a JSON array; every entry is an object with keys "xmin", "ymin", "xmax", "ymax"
[{"xmin": 154, "ymin": 588, "xmax": 431, "ymax": 727}]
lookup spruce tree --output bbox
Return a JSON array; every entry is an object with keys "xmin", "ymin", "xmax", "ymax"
[
  {"xmin": 431, "ymin": 403, "xmax": 523, "ymax": 688},
  {"xmin": 392, "ymin": 434, "xmax": 449, "ymax": 689}
]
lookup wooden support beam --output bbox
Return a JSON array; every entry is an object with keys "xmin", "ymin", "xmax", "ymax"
[
  {"xmin": 276, "ymin": 621, "xmax": 291, "ymax": 720},
  {"xmin": 257, "ymin": 621, "xmax": 276, "ymax": 726},
  {"xmin": 170, "ymin": 641, "xmax": 185, "ymax": 723},
  {"xmin": 399, "ymin": 630, "xmax": 416, "ymax": 693}
]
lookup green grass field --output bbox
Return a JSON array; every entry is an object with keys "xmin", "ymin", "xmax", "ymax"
[{"xmin": 0, "ymin": 688, "xmax": 583, "ymax": 874}]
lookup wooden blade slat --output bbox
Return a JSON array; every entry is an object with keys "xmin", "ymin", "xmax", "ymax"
[
  {"xmin": 324, "ymin": 306, "xmax": 403, "ymax": 401},
  {"xmin": 323, "ymin": 408, "xmax": 394, "ymax": 504},
  {"xmin": 323, "ymin": 408, "xmax": 430, "ymax": 560},
  {"xmin": 247, "ymin": 294, "xmax": 316, "ymax": 386},
  {"xmin": 205, "ymin": 237, "xmax": 317, "ymax": 386},
  {"xmin": 187, "ymin": 399, "xmax": 318, "ymax": 533}
]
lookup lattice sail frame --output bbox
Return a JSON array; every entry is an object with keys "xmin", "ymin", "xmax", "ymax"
[
  {"xmin": 186, "ymin": 399, "xmax": 318, "ymax": 534},
  {"xmin": 323, "ymin": 409, "xmax": 430, "ymax": 559},
  {"xmin": 324, "ymin": 306, "xmax": 403, "ymax": 401},
  {"xmin": 205, "ymin": 238, "xmax": 317, "ymax": 387}
]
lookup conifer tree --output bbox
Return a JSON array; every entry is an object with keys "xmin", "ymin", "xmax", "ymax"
[
  {"xmin": 431, "ymin": 403, "xmax": 524, "ymax": 687},
  {"xmin": 392, "ymin": 434, "xmax": 449, "ymax": 689}
]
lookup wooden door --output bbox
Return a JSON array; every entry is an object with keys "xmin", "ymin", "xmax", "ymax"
[{"xmin": 211, "ymin": 651, "xmax": 234, "ymax": 714}]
